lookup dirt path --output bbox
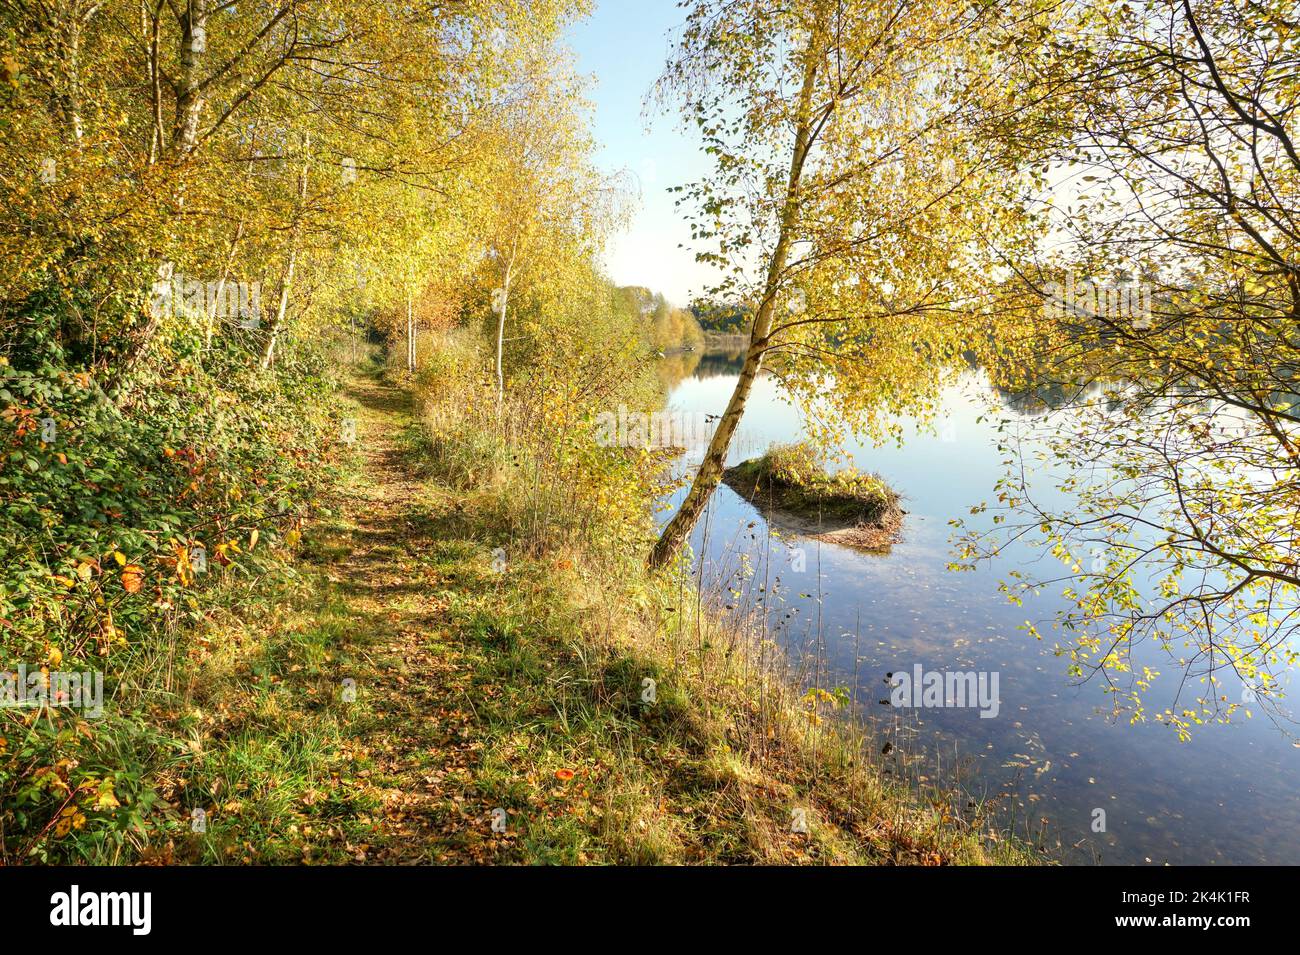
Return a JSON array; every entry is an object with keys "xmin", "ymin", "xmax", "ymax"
[{"xmin": 314, "ymin": 372, "xmax": 495, "ymax": 864}]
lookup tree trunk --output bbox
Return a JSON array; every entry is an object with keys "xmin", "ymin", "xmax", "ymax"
[
  {"xmin": 260, "ymin": 247, "xmax": 294, "ymax": 369},
  {"xmin": 173, "ymin": 0, "xmax": 209, "ymax": 158},
  {"xmin": 58, "ymin": 5, "xmax": 88, "ymax": 146},
  {"xmin": 648, "ymin": 39, "xmax": 822, "ymax": 570},
  {"xmin": 407, "ymin": 285, "xmax": 416, "ymax": 373},
  {"xmin": 260, "ymin": 134, "xmax": 310, "ymax": 369},
  {"xmin": 110, "ymin": 0, "xmax": 205, "ymax": 389},
  {"xmin": 495, "ymin": 249, "xmax": 515, "ymax": 409},
  {"xmin": 207, "ymin": 220, "xmax": 245, "ymax": 348}
]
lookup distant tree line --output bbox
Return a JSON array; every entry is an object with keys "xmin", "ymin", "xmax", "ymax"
[
  {"xmin": 690, "ymin": 300, "xmax": 752, "ymax": 335},
  {"xmin": 613, "ymin": 286, "xmax": 704, "ymax": 351}
]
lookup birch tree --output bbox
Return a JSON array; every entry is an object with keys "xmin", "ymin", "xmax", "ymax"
[
  {"xmin": 477, "ymin": 50, "xmax": 624, "ymax": 407},
  {"xmin": 954, "ymin": 0, "xmax": 1300, "ymax": 736},
  {"xmin": 647, "ymin": 0, "xmax": 1036, "ymax": 568}
]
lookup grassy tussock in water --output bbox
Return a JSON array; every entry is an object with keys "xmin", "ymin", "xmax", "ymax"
[{"xmin": 725, "ymin": 441, "xmax": 905, "ymax": 549}]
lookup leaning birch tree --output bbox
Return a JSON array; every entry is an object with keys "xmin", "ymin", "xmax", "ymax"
[{"xmin": 647, "ymin": 0, "xmax": 1038, "ymax": 568}]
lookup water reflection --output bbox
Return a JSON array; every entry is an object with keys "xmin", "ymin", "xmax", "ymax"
[{"xmin": 656, "ymin": 348, "xmax": 1300, "ymax": 865}]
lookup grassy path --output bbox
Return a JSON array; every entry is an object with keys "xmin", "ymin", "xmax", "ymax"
[
  {"xmin": 307, "ymin": 368, "xmax": 719, "ymax": 864},
  {"xmin": 312, "ymin": 371, "xmax": 479, "ymax": 863},
  {"xmin": 228, "ymin": 366, "xmax": 679, "ymax": 864},
  {"xmin": 190, "ymin": 368, "xmax": 506, "ymax": 863},
  {"xmin": 184, "ymin": 363, "xmax": 1034, "ymax": 865}
]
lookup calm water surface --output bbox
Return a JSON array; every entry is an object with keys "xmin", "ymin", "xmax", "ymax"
[{"xmin": 659, "ymin": 352, "xmax": 1300, "ymax": 865}]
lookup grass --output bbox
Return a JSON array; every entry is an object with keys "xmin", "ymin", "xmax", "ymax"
[
  {"xmin": 128, "ymin": 360, "xmax": 1039, "ymax": 865},
  {"xmin": 724, "ymin": 441, "xmax": 905, "ymax": 549}
]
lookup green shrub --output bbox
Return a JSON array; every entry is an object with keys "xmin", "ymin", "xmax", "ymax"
[{"xmin": 0, "ymin": 298, "xmax": 346, "ymax": 862}]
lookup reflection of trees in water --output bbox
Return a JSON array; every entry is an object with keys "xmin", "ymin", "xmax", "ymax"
[
  {"xmin": 654, "ymin": 347, "xmax": 746, "ymax": 394},
  {"xmin": 694, "ymin": 350, "xmax": 745, "ymax": 377},
  {"xmin": 674, "ymin": 346, "xmax": 1104, "ymax": 416},
  {"xmin": 999, "ymin": 371, "xmax": 1300, "ymax": 421},
  {"xmin": 959, "ymin": 365, "xmax": 1300, "ymax": 742},
  {"xmin": 654, "ymin": 350, "xmax": 702, "ymax": 395},
  {"xmin": 994, "ymin": 379, "xmax": 1106, "ymax": 415}
]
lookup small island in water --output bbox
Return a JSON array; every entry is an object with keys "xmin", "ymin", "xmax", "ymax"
[{"xmin": 723, "ymin": 441, "xmax": 904, "ymax": 550}]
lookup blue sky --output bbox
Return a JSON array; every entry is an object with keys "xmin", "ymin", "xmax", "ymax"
[{"xmin": 566, "ymin": 1, "xmax": 713, "ymax": 307}]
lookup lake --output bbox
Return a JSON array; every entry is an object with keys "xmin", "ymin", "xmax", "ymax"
[{"xmin": 658, "ymin": 349, "xmax": 1300, "ymax": 865}]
